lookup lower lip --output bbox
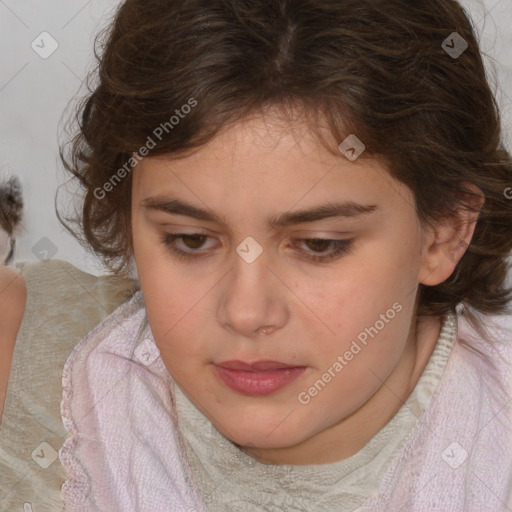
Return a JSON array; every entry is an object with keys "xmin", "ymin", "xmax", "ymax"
[{"xmin": 213, "ymin": 365, "xmax": 307, "ymax": 396}]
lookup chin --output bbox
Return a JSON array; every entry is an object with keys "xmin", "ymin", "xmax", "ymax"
[{"xmin": 215, "ymin": 418, "xmax": 308, "ymax": 451}]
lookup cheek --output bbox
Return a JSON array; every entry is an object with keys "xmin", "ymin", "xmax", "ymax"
[
  {"xmin": 297, "ymin": 240, "xmax": 418, "ymax": 377},
  {"xmin": 301, "ymin": 244, "xmax": 417, "ymax": 332},
  {"xmin": 304, "ymin": 300, "xmax": 412, "ymax": 419},
  {"xmin": 132, "ymin": 235, "xmax": 179, "ymax": 342},
  {"xmin": 131, "ymin": 223, "xmax": 214, "ymax": 364},
  {"xmin": 132, "ymin": 222, "xmax": 177, "ymax": 305}
]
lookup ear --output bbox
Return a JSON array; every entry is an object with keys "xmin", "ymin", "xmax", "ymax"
[{"xmin": 419, "ymin": 183, "xmax": 484, "ymax": 286}]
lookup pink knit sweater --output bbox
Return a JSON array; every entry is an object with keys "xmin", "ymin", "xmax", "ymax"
[{"xmin": 59, "ymin": 292, "xmax": 512, "ymax": 511}]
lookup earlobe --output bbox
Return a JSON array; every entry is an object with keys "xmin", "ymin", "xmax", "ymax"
[{"xmin": 419, "ymin": 184, "xmax": 484, "ymax": 286}]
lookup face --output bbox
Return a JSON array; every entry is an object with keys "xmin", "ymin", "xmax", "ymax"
[{"xmin": 131, "ymin": 113, "xmax": 439, "ymax": 465}]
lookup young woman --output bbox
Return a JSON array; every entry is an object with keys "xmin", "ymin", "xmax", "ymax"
[{"xmin": 57, "ymin": 1, "xmax": 512, "ymax": 510}]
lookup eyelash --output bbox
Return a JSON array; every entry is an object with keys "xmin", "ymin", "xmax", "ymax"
[{"xmin": 159, "ymin": 233, "xmax": 354, "ymax": 263}]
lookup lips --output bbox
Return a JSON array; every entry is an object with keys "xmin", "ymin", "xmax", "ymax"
[
  {"xmin": 215, "ymin": 360, "xmax": 302, "ymax": 371},
  {"xmin": 213, "ymin": 360, "xmax": 307, "ymax": 395}
]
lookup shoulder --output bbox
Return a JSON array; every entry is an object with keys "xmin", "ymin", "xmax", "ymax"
[
  {"xmin": 0, "ymin": 267, "xmax": 26, "ymax": 422},
  {"xmin": 456, "ymin": 309, "xmax": 512, "ymax": 358},
  {"xmin": 0, "ymin": 266, "xmax": 27, "ymax": 310},
  {"xmin": 452, "ymin": 309, "xmax": 512, "ymax": 409}
]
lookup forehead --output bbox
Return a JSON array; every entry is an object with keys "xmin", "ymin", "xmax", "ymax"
[
  {"xmin": 137, "ymin": 112, "xmax": 382, "ymax": 182},
  {"xmin": 132, "ymin": 113, "xmax": 415, "ymax": 225}
]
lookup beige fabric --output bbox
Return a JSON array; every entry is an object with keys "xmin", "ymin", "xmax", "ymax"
[{"xmin": 0, "ymin": 259, "xmax": 139, "ymax": 512}]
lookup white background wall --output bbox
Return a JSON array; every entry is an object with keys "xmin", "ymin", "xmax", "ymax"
[{"xmin": 1, "ymin": 0, "xmax": 511, "ymax": 276}]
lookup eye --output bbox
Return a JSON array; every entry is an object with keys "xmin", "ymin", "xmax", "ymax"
[
  {"xmin": 295, "ymin": 238, "xmax": 354, "ymax": 262},
  {"xmin": 160, "ymin": 233, "xmax": 354, "ymax": 263},
  {"xmin": 160, "ymin": 233, "xmax": 213, "ymax": 261}
]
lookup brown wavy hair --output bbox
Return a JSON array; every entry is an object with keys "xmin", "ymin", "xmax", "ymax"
[{"xmin": 58, "ymin": 0, "xmax": 512, "ymax": 326}]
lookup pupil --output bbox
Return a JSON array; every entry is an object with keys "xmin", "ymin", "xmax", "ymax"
[
  {"xmin": 307, "ymin": 239, "xmax": 328, "ymax": 252},
  {"xmin": 184, "ymin": 234, "xmax": 205, "ymax": 249}
]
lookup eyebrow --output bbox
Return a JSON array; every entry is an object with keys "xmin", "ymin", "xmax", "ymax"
[{"xmin": 141, "ymin": 196, "xmax": 378, "ymax": 229}]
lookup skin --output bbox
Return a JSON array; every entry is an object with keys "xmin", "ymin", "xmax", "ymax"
[
  {"xmin": 0, "ymin": 266, "xmax": 27, "ymax": 425},
  {"xmin": 131, "ymin": 112, "xmax": 482, "ymax": 465}
]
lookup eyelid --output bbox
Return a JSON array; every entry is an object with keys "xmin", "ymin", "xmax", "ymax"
[
  {"xmin": 161, "ymin": 230, "xmax": 353, "ymax": 242},
  {"xmin": 159, "ymin": 231, "xmax": 355, "ymax": 263},
  {"xmin": 148, "ymin": 213, "xmax": 357, "ymax": 238},
  {"xmin": 292, "ymin": 230, "xmax": 354, "ymax": 238}
]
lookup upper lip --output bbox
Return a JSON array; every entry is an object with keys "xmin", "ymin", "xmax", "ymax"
[{"xmin": 215, "ymin": 360, "xmax": 304, "ymax": 371}]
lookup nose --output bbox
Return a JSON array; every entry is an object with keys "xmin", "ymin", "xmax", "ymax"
[{"xmin": 217, "ymin": 252, "xmax": 288, "ymax": 339}]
